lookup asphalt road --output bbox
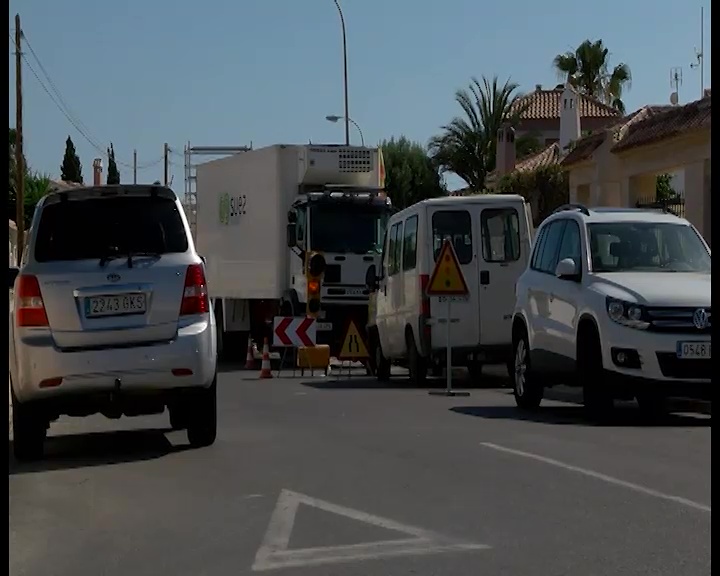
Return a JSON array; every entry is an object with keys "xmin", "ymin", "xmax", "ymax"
[{"xmin": 10, "ymin": 365, "xmax": 711, "ymax": 576}]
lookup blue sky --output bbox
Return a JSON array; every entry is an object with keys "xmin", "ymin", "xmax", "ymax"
[{"xmin": 8, "ymin": 0, "xmax": 711, "ymax": 191}]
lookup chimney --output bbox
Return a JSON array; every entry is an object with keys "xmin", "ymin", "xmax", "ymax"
[
  {"xmin": 535, "ymin": 84, "xmax": 542, "ymax": 92},
  {"xmin": 93, "ymin": 158, "xmax": 103, "ymax": 186},
  {"xmin": 559, "ymin": 83, "xmax": 581, "ymax": 151},
  {"xmin": 495, "ymin": 123, "xmax": 516, "ymax": 178}
]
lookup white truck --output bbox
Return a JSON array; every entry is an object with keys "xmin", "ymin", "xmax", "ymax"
[{"xmin": 194, "ymin": 144, "xmax": 393, "ymax": 359}]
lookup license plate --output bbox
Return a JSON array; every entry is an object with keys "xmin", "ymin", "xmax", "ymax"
[
  {"xmin": 84, "ymin": 293, "xmax": 147, "ymax": 318},
  {"xmin": 316, "ymin": 322, "xmax": 332, "ymax": 331},
  {"xmin": 676, "ymin": 341, "xmax": 711, "ymax": 359}
]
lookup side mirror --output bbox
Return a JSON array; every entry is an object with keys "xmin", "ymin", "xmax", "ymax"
[
  {"xmin": 9, "ymin": 267, "xmax": 19, "ymax": 290},
  {"xmin": 555, "ymin": 258, "xmax": 580, "ymax": 281},
  {"xmin": 199, "ymin": 255, "xmax": 207, "ymax": 265},
  {"xmin": 286, "ymin": 223, "xmax": 297, "ymax": 248},
  {"xmin": 365, "ymin": 264, "xmax": 379, "ymax": 291}
]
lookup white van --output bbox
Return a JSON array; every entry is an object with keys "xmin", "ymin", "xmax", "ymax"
[{"xmin": 366, "ymin": 194, "xmax": 533, "ymax": 384}]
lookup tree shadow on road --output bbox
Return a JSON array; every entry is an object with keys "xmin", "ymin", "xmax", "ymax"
[
  {"xmin": 8, "ymin": 427, "xmax": 192, "ymax": 475},
  {"xmin": 450, "ymin": 405, "xmax": 711, "ymax": 428}
]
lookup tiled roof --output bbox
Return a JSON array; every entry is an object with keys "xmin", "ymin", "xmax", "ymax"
[
  {"xmin": 487, "ymin": 143, "xmax": 561, "ymax": 182},
  {"xmin": 611, "ymin": 96, "xmax": 711, "ymax": 153},
  {"xmin": 560, "ymin": 104, "xmax": 677, "ymax": 167},
  {"xmin": 512, "ymin": 86, "xmax": 620, "ymax": 120},
  {"xmin": 49, "ymin": 179, "xmax": 84, "ymax": 190}
]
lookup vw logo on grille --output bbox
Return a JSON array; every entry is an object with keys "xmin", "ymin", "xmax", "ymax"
[
  {"xmin": 692, "ymin": 308, "xmax": 709, "ymax": 330},
  {"xmin": 107, "ymin": 273, "xmax": 121, "ymax": 283}
]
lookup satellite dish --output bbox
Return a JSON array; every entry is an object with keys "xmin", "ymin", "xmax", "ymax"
[{"xmin": 670, "ymin": 92, "xmax": 679, "ymax": 105}]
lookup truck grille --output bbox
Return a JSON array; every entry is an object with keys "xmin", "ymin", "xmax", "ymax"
[
  {"xmin": 655, "ymin": 352, "xmax": 712, "ymax": 379},
  {"xmin": 324, "ymin": 264, "xmax": 341, "ymax": 284},
  {"xmin": 645, "ymin": 307, "xmax": 711, "ymax": 335}
]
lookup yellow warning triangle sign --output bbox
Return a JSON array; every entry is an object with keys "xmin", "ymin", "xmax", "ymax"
[
  {"xmin": 426, "ymin": 239, "xmax": 470, "ymax": 296},
  {"xmin": 338, "ymin": 321, "xmax": 370, "ymax": 359}
]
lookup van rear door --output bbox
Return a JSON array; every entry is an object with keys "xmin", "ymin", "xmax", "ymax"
[
  {"xmin": 426, "ymin": 206, "xmax": 479, "ymax": 349},
  {"xmin": 476, "ymin": 201, "xmax": 531, "ymax": 346}
]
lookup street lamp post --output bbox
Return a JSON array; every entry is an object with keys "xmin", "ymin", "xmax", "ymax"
[
  {"xmin": 325, "ymin": 115, "xmax": 364, "ymax": 146},
  {"xmin": 333, "ymin": 0, "xmax": 350, "ymax": 146}
]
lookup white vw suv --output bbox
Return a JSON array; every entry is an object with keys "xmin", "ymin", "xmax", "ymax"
[
  {"xmin": 511, "ymin": 205, "xmax": 711, "ymax": 416},
  {"xmin": 9, "ymin": 184, "xmax": 218, "ymax": 460}
]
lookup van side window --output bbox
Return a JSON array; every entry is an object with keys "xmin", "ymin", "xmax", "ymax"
[
  {"xmin": 402, "ymin": 215, "xmax": 418, "ymax": 271},
  {"xmin": 391, "ymin": 221, "xmax": 404, "ymax": 275},
  {"xmin": 384, "ymin": 223, "xmax": 396, "ymax": 276},
  {"xmin": 432, "ymin": 210, "xmax": 472, "ymax": 265},
  {"xmin": 481, "ymin": 208, "xmax": 520, "ymax": 262}
]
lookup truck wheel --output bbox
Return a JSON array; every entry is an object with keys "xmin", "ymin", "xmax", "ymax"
[
  {"xmin": 406, "ymin": 331, "xmax": 427, "ymax": 387},
  {"xmin": 11, "ymin": 385, "xmax": 47, "ymax": 461},
  {"xmin": 187, "ymin": 375, "xmax": 218, "ymax": 448}
]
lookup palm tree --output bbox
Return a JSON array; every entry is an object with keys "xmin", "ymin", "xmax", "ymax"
[
  {"xmin": 553, "ymin": 39, "xmax": 631, "ymax": 114},
  {"xmin": 429, "ymin": 75, "xmax": 527, "ymax": 192}
]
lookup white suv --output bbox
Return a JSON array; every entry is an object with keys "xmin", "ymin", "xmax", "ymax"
[
  {"xmin": 9, "ymin": 184, "xmax": 218, "ymax": 460},
  {"xmin": 511, "ymin": 205, "xmax": 711, "ymax": 416}
]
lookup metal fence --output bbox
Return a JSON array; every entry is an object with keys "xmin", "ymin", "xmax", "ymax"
[{"xmin": 635, "ymin": 196, "xmax": 686, "ymax": 218}]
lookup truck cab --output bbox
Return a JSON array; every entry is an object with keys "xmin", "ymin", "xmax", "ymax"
[{"xmin": 287, "ymin": 188, "xmax": 393, "ymax": 354}]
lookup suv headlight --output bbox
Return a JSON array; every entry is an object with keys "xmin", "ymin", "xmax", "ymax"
[{"xmin": 605, "ymin": 297, "xmax": 650, "ymax": 330}]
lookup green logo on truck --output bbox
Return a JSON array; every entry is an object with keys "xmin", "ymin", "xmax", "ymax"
[{"xmin": 219, "ymin": 193, "xmax": 230, "ymax": 225}]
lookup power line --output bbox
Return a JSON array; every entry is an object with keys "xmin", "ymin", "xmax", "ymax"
[{"xmin": 11, "ymin": 30, "xmax": 164, "ymax": 172}]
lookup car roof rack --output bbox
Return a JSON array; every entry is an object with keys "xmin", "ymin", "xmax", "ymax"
[{"xmin": 553, "ymin": 203, "xmax": 590, "ymax": 216}]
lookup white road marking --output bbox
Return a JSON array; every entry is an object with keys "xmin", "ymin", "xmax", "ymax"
[
  {"xmin": 251, "ymin": 489, "xmax": 489, "ymax": 571},
  {"xmin": 480, "ymin": 442, "xmax": 711, "ymax": 514}
]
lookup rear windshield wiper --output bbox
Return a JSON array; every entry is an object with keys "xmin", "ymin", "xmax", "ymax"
[
  {"xmin": 99, "ymin": 249, "xmax": 161, "ymax": 268},
  {"xmin": 125, "ymin": 251, "xmax": 162, "ymax": 269}
]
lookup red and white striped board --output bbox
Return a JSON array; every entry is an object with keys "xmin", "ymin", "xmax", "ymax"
[{"xmin": 272, "ymin": 316, "xmax": 317, "ymax": 348}]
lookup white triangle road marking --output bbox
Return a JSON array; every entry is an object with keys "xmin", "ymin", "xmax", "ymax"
[{"xmin": 251, "ymin": 489, "xmax": 490, "ymax": 571}]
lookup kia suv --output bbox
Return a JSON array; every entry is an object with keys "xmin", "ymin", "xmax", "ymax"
[
  {"xmin": 511, "ymin": 205, "xmax": 711, "ymax": 416},
  {"xmin": 9, "ymin": 184, "xmax": 218, "ymax": 460}
]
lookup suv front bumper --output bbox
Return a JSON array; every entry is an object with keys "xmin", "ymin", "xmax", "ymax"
[{"xmin": 600, "ymin": 318, "xmax": 710, "ymax": 389}]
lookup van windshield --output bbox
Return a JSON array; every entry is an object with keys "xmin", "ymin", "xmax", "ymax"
[{"xmin": 34, "ymin": 195, "xmax": 188, "ymax": 263}]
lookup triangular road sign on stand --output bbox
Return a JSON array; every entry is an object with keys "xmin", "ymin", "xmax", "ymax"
[
  {"xmin": 251, "ymin": 489, "xmax": 489, "ymax": 571},
  {"xmin": 338, "ymin": 321, "xmax": 370, "ymax": 360},
  {"xmin": 426, "ymin": 239, "xmax": 469, "ymax": 296}
]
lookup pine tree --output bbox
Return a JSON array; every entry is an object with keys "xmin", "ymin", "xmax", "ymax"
[
  {"xmin": 60, "ymin": 136, "xmax": 83, "ymax": 183},
  {"xmin": 107, "ymin": 143, "xmax": 121, "ymax": 184}
]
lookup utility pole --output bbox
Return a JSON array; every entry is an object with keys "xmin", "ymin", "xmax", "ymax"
[
  {"xmin": 163, "ymin": 142, "xmax": 169, "ymax": 186},
  {"xmin": 14, "ymin": 14, "xmax": 25, "ymax": 265},
  {"xmin": 133, "ymin": 149, "xmax": 137, "ymax": 184}
]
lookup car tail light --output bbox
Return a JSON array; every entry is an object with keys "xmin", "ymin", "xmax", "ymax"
[
  {"xmin": 180, "ymin": 264, "xmax": 210, "ymax": 316},
  {"xmin": 16, "ymin": 275, "xmax": 49, "ymax": 327}
]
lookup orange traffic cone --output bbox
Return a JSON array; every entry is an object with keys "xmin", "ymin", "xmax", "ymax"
[
  {"xmin": 245, "ymin": 335, "xmax": 255, "ymax": 370},
  {"xmin": 259, "ymin": 338, "xmax": 273, "ymax": 379}
]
